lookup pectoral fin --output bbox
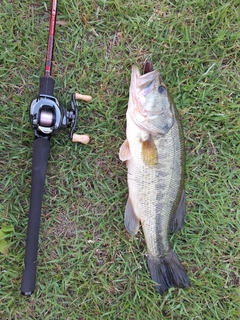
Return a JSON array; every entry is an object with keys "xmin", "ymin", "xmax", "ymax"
[
  {"xmin": 124, "ymin": 197, "xmax": 140, "ymax": 235},
  {"xmin": 170, "ymin": 190, "xmax": 186, "ymax": 233},
  {"xmin": 119, "ymin": 140, "xmax": 132, "ymax": 161}
]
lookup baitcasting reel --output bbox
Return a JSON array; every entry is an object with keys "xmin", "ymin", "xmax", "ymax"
[
  {"xmin": 30, "ymin": 76, "xmax": 76, "ymax": 138},
  {"xmin": 30, "ymin": 76, "xmax": 90, "ymax": 142}
]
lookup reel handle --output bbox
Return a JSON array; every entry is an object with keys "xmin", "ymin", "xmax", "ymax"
[{"xmin": 21, "ymin": 137, "xmax": 50, "ymax": 296}]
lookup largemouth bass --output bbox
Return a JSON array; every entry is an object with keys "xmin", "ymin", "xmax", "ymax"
[{"xmin": 119, "ymin": 60, "xmax": 190, "ymax": 294}]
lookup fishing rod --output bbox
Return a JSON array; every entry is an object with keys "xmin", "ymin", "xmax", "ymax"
[{"xmin": 21, "ymin": 0, "xmax": 91, "ymax": 296}]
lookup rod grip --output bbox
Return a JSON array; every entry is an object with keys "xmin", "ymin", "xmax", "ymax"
[
  {"xmin": 21, "ymin": 138, "xmax": 50, "ymax": 296},
  {"xmin": 39, "ymin": 76, "xmax": 55, "ymax": 96}
]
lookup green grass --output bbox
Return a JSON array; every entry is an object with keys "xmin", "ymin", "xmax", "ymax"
[{"xmin": 0, "ymin": 0, "xmax": 239, "ymax": 319}]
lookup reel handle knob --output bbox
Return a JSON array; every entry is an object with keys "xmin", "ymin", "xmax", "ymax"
[
  {"xmin": 72, "ymin": 133, "xmax": 90, "ymax": 144},
  {"xmin": 75, "ymin": 93, "xmax": 92, "ymax": 102}
]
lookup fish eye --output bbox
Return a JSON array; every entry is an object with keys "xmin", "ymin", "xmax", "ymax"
[{"xmin": 158, "ymin": 86, "xmax": 166, "ymax": 94}]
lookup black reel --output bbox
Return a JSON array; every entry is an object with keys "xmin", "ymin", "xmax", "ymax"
[{"xmin": 29, "ymin": 76, "xmax": 78, "ymax": 139}]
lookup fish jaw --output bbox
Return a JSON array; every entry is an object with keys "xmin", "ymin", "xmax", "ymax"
[{"xmin": 128, "ymin": 65, "xmax": 174, "ymax": 135}]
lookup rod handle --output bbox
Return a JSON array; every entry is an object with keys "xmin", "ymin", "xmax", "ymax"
[
  {"xmin": 21, "ymin": 138, "xmax": 50, "ymax": 296},
  {"xmin": 39, "ymin": 76, "xmax": 55, "ymax": 96}
]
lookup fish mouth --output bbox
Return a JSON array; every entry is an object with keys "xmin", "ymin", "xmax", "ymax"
[
  {"xmin": 130, "ymin": 63, "xmax": 159, "ymax": 95},
  {"xmin": 142, "ymin": 59, "xmax": 154, "ymax": 74}
]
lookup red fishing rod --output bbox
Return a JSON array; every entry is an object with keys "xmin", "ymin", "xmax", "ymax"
[
  {"xmin": 21, "ymin": 0, "xmax": 91, "ymax": 296},
  {"xmin": 45, "ymin": 0, "xmax": 57, "ymax": 77}
]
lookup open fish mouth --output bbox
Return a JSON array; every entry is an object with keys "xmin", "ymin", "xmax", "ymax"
[
  {"xmin": 130, "ymin": 62, "xmax": 159, "ymax": 93},
  {"xmin": 142, "ymin": 59, "xmax": 154, "ymax": 74}
]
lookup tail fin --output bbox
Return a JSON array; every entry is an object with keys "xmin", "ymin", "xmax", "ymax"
[{"xmin": 147, "ymin": 250, "xmax": 190, "ymax": 295}]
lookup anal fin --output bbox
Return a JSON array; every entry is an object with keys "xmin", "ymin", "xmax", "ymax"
[
  {"xmin": 170, "ymin": 190, "xmax": 186, "ymax": 233},
  {"xmin": 124, "ymin": 197, "xmax": 140, "ymax": 235}
]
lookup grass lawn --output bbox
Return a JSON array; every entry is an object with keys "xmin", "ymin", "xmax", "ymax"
[{"xmin": 0, "ymin": 0, "xmax": 239, "ymax": 319}]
